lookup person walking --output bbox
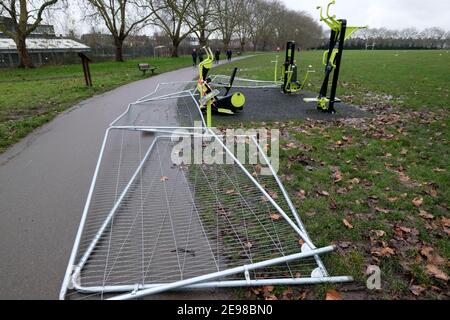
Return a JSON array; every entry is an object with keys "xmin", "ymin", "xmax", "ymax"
[
  {"xmin": 214, "ymin": 48, "xmax": 221, "ymax": 64},
  {"xmin": 192, "ymin": 48, "xmax": 198, "ymax": 67},
  {"xmin": 226, "ymin": 49, "xmax": 232, "ymax": 62}
]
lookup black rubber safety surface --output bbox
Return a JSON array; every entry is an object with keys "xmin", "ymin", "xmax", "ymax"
[{"xmin": 210, "ymin": 87, "xmax": 370, "ymax": 123}]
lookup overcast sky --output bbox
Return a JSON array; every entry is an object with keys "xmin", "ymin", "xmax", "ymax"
[{"xmin": 282, "ymin": 0, "xmax": 450, "ymax": 31}]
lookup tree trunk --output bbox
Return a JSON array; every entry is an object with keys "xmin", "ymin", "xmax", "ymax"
[
  {"xmin": 171, "ymin": 39, "xmax": 180, "ymax": 57},
  {"xmin": 223, "ymin": 37, "xmax": 230, "ymax": 51},
  {"xmin": 114, "ymin": 38, "xmax": 125, "ymax": 62},
  {"xmin": 240, "ymin": 39, "xmax": 246, "ymax": 52},
  {"xmin": 16, "ymin": 34, "xmax": 33, "ymax": 69},
  {"xmin": 199, "ymin": 30, "xmax": 208, "ymax": 47}
]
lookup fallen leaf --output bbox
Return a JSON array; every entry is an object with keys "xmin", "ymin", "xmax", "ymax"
[
  {"xmin": 380, "ymin": 247, "xmax": 395, "ymax": 256},
  {"xmin": 342, "ymin": 136, "xmax": 353, "ymax": 143},
  {"xmin": 270, "ymin": 213, "xmax": 282, "ymax": 221},
  {"xmin": 388, "ymin": 197, "xmax": 399, "ymax": 203},
  {"xmin": 343, "ymin": 219, "xmax": 354, "ymax": 229},
  {"xmin": 398, "ymin": 226, "xmax": 411, "ymax": 233},
  {"xmin": 425, "ymin": 264, "xmax": 449, "ymax": 281},
  {"xmin": 269, "ymin": 191, "xmax": 278, "ymax": 200},
  {"xmin": 428, "ymin": 189, "xmax": 438, "ymax": 198},
  {"xmin": 305, "ymin": 211, "xmax": 316, "ymax": 217},
  {"xmin": 441, "ymin": 217, "xmax": 450, "ymax": 227},
  {"xmin": 433, "ymin": 168, "xmax": 446, "ymax": 172},
  {"xmin": 419, "ymin": 210, "xmax": 434, "ymax": 220},
  {"xmin": 420, "ymin": 247, "xmax": 434, "ymax": 260},
  {"xmin": 225, "ymin": 189, "xmax": 236, "ymax": 195},
  {"xmin": 412, "ymin": 197, "xmax": 423, "ymax": 207},
  {"xmin": 373, "ymin": 230, "xmax": 386, "ymax": 238},
  {"xmin": 400, "ymin": 148, "xmax": 408, "ymax": 155},
  {"xmin": 325, "ymin": 289, "xmax": 342, "ymax": 300},
  {"xmin": 319, "ymin": 190, "xmax": 330, "ymax": 197},
  {"xmin": 332, "ymin": 167, "xmax": 343, "ymax": 183},
  {"xmin": 410, "ymin": 285, "xmax": 426, "ymax": 296},
  {"xmin": 264, "ymin": 295, "xmax": 278, "ymax": 301},
  {"xmin": 350, "ymin": 178, "xmax": 360, "ymax": 185},
  {"xmin": 375, "ymin": 207, "xmax": 390, "ymax": 214},
  {"xmin": 296, "ymin": 190, "xmax": 307, "ymax": 200},
  {"xmin": 245, "ymin": 241, "xmax": 253, "ymax": 249}
]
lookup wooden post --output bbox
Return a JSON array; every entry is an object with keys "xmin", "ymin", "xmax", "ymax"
[{"xmin": 78, "ymin": 52, "xmax": 93, "ymax": 87}]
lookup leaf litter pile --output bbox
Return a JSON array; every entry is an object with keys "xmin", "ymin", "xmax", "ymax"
[{"xmin": 221, "ymin": 95, "xmax": 449, "ymax": 300}]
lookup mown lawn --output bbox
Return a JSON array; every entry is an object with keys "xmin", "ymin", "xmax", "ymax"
[
  {"xmin": 0, "ymin": 56, "xmax": 193, "ymax": 153},
  {"xmin": 213, "ymin": 50, "xmax": 449, "ymax": 300}
]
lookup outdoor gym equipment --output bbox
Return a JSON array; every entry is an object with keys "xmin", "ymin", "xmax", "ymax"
[
  {"xmin": 197, "ymin": 47, "xmax": 246, "ymax": 127},
  {"xmin": 60, "ymin": 74, "xmax": 353, "ymax": 301},
  {"xmin": 278, "ymin": 41, "xmax": 315, "ymax": 94},
  {"xmin": 304, "ymin": 0, "xmax": 367, "ymax": 113}
]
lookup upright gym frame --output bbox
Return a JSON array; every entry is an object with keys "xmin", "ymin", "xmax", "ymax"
[{"xmin": 304, "ymin": 0, "xmax": 366, "ymax": 113}]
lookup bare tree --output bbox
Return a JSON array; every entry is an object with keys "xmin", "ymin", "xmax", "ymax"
[
  {"xmin": 248, "ymin": 0, "xmax": 278, "ymax": 51},
  {"xmin": 0, "ymin": 0, "xmax": 59, "ymax": 68},
  {"xmin": 212, "ymin": 0, "xmax": 242, "ymax": 50},
  {"xmin": 147, "ymin": 0, "xmax": 195, "ymax": 57},
  {"xmin": 235, "ymin": 0, "xmax": 253, "ymax": 52},
  {"xmin": 82, "ymin": 0, "xmax": 153, "ymax": 62},
  {"xmin": 186, "ymin": 0, "xmax": 217, "ymax": 47}
]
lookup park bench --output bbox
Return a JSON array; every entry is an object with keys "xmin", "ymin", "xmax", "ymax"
[{"xmin": 138, "ymin": 63, "xmax": 157, "ymax": 75}]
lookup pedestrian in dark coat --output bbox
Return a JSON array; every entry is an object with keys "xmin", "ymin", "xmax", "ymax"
[
  {"xmin": 226, "ymin": 49, "xmax": 232, "ymax": 61},
  {"xmin": 214, "ymin": 49, "xmax": 221, "ymax": 64},
  {"xmin": 192, "ymin": 48, "xmax": 198, "ymax": 67}
]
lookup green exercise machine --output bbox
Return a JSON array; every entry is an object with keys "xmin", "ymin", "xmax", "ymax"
[
  {"xmin": 304, "ymin": 0, "xmax": 366, "ymax": 113},
  {"xmin": 274, "ymin": 41, "xmax": 315, "ymax": 94},
  {"xmin": 197, "ymin": 47, "xmax": 246, "ymax": 127}
]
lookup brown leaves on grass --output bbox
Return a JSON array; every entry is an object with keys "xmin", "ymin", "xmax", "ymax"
[
  {"xmin": 375, "ymin": 207, "xmax": 390, "ymax": 214},
  {"xmin": 412, "ymin": 197, "xmax": 423, "ymax": 207},
  {"xmin": 296, "ymin": 189, "xmax": 307, "ymax": 200},
  {"xmin": 425, "ymin": 264, "xmax": 449, "ymax": 281},
  {"xmin": 318, "ymin": 190, "xmax": 330, "ymax": 197},
  {"xmin": 441, "ymin": 217, "xmax": 450, "ymax": 236},
  {"xmin": 270, "ymin": 213, "xmax": 282, "ymax": 222},
  {"xmin": 371, "ymin": 246, "xmax": 395, "ymax": 257},
  {"xmin": 225, "ymin": 189, "xmax": 238, "ymax": 196},
  {"xmin": 419, "ymin": 210, "xmax": 434, "ymax": 220},
  {"xmin": 331, "ymin": 166, "xmax": 343, "ymax": 183},
  {"xmin": 397, "ymin": 171, "xmax": 420, "ymax": 188},
  {"xmin": 372, "ymin": 230, "xmax": 386, "ymax": 238},
  {"xmin": 325, "ymin": 289, "xmax": 343, "ymax": 300},
  {"xmin": 343, "ymin": 219, "xmax": 354, "ymax": 229},
  {"xmin": 409, "ymin": 285, "xmax": 426, "ymax": 296}
]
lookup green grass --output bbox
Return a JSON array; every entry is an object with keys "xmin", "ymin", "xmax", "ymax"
[
  {"xmin": 0, "ymin": 56, "xmax": 193, "ymax": 152},
  {"xmin": 213, "ymin": 50, "xmax": 450, "ymax": 300}
]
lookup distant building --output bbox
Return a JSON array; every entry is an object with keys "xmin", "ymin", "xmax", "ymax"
[{"xmin": 0, "ymin": 16, "xmax": 90, "ymax": 68}]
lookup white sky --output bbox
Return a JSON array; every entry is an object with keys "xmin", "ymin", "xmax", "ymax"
[{"xmin": 282, "ymin": 0, "xmax": 450, "ymax": 31}]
